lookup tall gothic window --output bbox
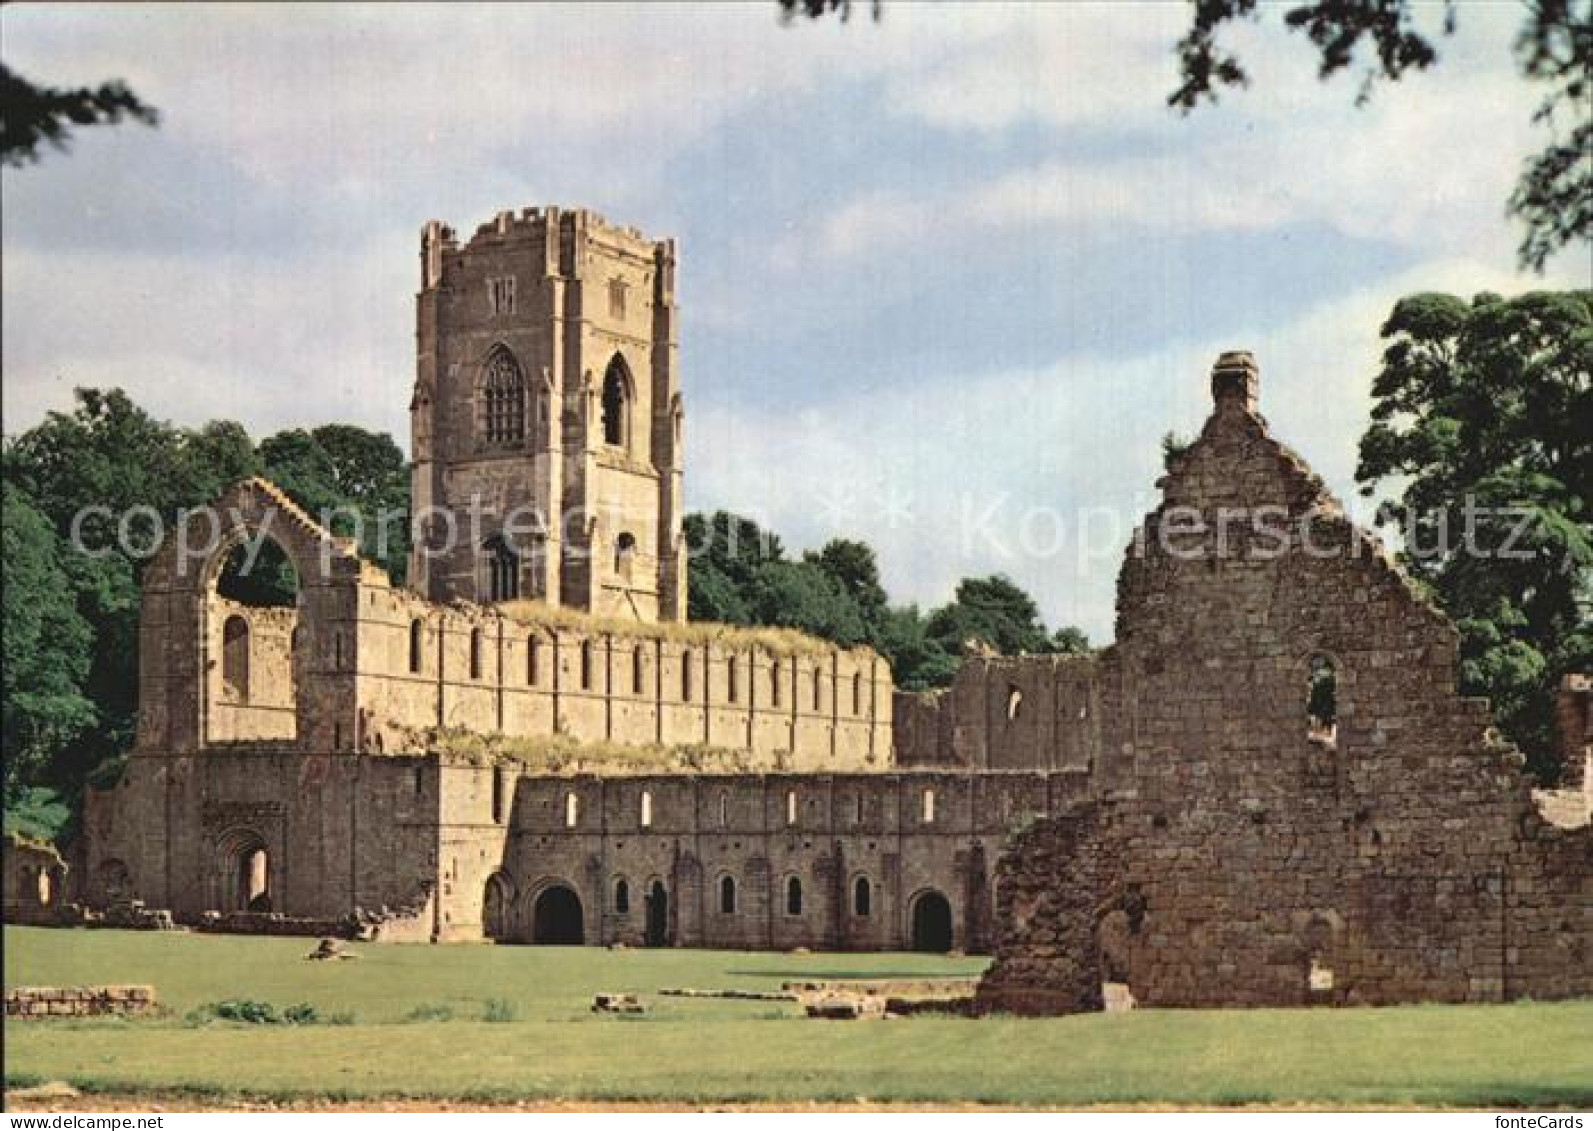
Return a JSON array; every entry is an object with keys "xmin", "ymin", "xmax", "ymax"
[
  {"xmin": 602, "ymin": 355, "xmax": 631, "ymax": 448},
  {"xmin": 484, "ymin": 536, "xmax": 519, "ymax": 602},
  {"xmin": 222, "ymin": 615, "xmax": 250, "ymax": 701},
  {"xmin": 482, "ymin": 347, "xmax": 527, "ymax": 444}
]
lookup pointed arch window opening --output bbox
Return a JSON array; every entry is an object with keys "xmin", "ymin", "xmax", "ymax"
[
  {"xmin": 602, "ymin": 355, "xmax": 631, "ymax": 449},
  {"xmin": 482, "ymin": 348, "xmax": 528, "ymax": 445},
  {"xmin": 484, "ymin": 537, "xmax": 520, "ymax": 602}
]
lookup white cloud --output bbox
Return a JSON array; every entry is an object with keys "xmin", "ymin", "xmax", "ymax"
[
  {"xmin": 881, "ymin": 4, "xmax": 1184, "ymax": 132},
  {"xmin": 0, "ymin": 240, "xmax": 414, "ymax": 441},
  {"xmin": 779, "ymin": 2, "xmax": 1562, "ymax": 274}
]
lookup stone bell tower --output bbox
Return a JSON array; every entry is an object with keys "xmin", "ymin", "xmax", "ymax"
[{"xmin": 407, "ymin": 206, "xmax": 686, "ymax": 622}]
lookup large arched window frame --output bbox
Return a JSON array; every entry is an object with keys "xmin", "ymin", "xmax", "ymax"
[{"xmin": 481, "ymin": 346, "xmax": 527, "ymax": 445}]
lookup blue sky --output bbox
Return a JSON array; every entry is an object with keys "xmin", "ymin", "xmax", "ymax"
[{"xmin": 3, "ymin": 2, "xmax": 1585, "ymax": 641}]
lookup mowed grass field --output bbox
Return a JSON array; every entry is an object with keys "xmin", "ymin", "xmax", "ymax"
[{"xmin": 4, "ymin": 926, "xmax": 1591, "ymax": 1108}]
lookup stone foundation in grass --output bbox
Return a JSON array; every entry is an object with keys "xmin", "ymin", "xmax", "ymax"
[{"xmin": 5, "ymin": 985, "xmax": 157, "ymax": 1020}]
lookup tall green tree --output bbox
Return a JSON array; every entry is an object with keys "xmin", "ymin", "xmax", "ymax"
[
  {"xmin": 2, "ymin": 482, "xmax": 95, "ymax": 803},
  {"xmin": 806, "ymin": 537, "xmax": 888, "ymax": 640},
  {"xmin": 684, "ymin": 510, "xmax": 783, "ymax": 624},
  {"xmin": 1356, "ymin": 289, "xmax": 1593, "ymax": 781}
]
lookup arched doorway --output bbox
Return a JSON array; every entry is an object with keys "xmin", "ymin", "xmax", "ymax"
[
  {"xmin": 212, "ymin": 829, "xmax": 272, "ymax": 912},
  {"xmin": 911, "ymin": 890, "xmax": 954, "ymax": 952},
  {"xmin": 645, "ymin": 880, "xmax": 669, "ymax": 947},
  {"xmin": 483, "ymin": 874, "xmax": 511, "ymax": 941},
  {"xmin": 531, "ymin": 884, "xmax": 584, "ymax": 945}
]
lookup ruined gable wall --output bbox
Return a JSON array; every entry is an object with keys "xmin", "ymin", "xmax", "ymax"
[{"xmin": 978, "ymin": 354, "xmax": 1592, "ymax": 1012}]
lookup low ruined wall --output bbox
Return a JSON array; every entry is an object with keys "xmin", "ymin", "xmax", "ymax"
[
  {"xmin": 5, "ymin": 985, "xmax": 156, "ymax": 1020},
  {"xmin": 974, "ymin": 805, "xmax": 1109, "ymax": 1016},
  {"xmin": 893, "ymin": 654, "xmax": 1100, "ymax": 771},
  {"xmin": 196, "ymin": 910, "xmax": 360, "ymax": 937},
  {"xmin": 3, "ymin": 833, "xmax": 74, "ymax": 925}
]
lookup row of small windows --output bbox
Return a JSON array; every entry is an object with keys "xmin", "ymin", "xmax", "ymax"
[
  {"xmin": 405, "ymin": 622, "xmax": 870, "ymax": 712},
  {"xmin": 560, "ymin": 788, "xmax": 935, "ymax": 829},
  {"xmin": 607, "ymin": 875, "xmax": 868, "ymax": 918}
]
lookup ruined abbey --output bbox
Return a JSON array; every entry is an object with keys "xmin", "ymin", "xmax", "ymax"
[{"xmin": 37, "ymin": 206, "xmax": 1589, "ymax": 1010}]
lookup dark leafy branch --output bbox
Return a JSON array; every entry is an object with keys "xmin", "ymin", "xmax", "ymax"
[{"xmin": 1, "ymin": 63, "xmax": 159, "ymax": 167}]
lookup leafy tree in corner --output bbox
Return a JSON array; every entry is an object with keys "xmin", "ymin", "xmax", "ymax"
[
  {"xmin": 1356, "ymin": 289, "xmax": 1593, "ymax": 781},
  {"xmin": 778, "ymin": 0, "xmax": 1592, "ymax": 271},
  {"xmin": 1166, "ymin": 0, "xmax": 1590, "ymax": 272},
  {"xmin": 1, "ymin": 63, "xmax": 159, "ymax": 166}
]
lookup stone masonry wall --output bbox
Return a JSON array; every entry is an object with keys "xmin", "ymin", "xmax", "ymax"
[
  {"xmin": 976, "ymin": 353, "xmax": 1593, "ymax": 1012},
  {"xmin": 441, "ymin": 769, "xmax": 1090, "ymax": 950},
  {"xmin": 6, "ymin": 985, "xmax": 156, "ymax": 1020},
  {"xmin": 349, "ymin": 576, "xmax": 892, "ymax": 770}
]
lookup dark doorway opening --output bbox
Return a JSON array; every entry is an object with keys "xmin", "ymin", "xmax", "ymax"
[
  {"xmin": 911, "ymin": 890, "xmax": 953, "ymax": 952},
  {"xmin": 531, "ymin": 884, "xmax": 584, "ymax": 945},
  {"xmin": 645, "ymin": 880, "xmax": 669, "ymax": 947},
  {"xmin": 483, "ymin": 875, "xmax": 510, "ymax": 941}
]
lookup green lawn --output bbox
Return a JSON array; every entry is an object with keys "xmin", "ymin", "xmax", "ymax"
[{"xmin": 5, "ymin": 926, "xmax": 1591, "ymax": 1107}]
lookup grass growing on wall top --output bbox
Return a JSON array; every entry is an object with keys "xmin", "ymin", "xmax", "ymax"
[
  {"xmin": 495, "ymin": 599, "xmax": 851, "ymax": 658},
  {"xmin": 397, "ymin": 726, "xmax": 818, "ymax": 774}
]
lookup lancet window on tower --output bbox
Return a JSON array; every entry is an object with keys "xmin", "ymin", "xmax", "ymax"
[
  {"xmin": 602, "ymin": 355, "xmax": 631, "ymax": 448},
  {"xmin": 484, "ymin": 536, "xmax": 520, "ymax": 602},
  {"xmin": 482, "ymin": 347, "xmax": 527, "ymax": 444}
]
